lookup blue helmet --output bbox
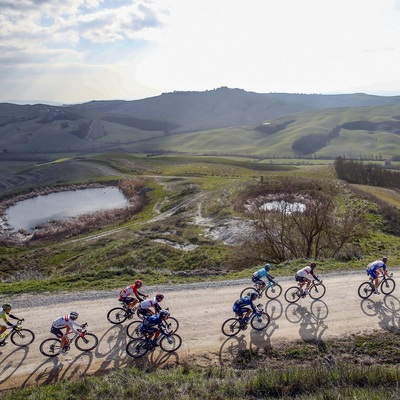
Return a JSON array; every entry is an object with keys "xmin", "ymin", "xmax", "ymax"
[{"xmin": 264, "ymin": 263, "xmax": 271, "ymax": 271}]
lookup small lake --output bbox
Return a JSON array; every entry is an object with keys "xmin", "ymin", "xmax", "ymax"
[{"xmin": 4, "ymin": 187, "xmax": 129, "ymax": 232}]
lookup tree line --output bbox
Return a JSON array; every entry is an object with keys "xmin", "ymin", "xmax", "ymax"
[{"xmin": 334, "ymin": 157, "xmax": 400, "ymax": 188}]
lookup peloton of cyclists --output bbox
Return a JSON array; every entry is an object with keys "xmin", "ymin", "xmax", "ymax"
[{"xmin": 366, "ymin": 256, "xmax": 389, "ymax": 295}]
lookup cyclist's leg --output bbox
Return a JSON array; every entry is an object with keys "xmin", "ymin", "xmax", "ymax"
[
  {"xmin": 50, "ymin": 325, "xmax": 65, "ymax": 346},
  {"xmin": 0, "ymin": 325, "xmax": 6, "ymax": 336}
]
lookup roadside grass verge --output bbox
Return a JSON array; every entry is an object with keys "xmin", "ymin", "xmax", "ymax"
[{"xmin": 4, "ymin": 331, "xmax": 400, "ymax": 399}]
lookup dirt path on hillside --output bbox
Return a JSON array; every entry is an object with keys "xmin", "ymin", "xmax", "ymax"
[{"xmin": 1, "ymin": 272, "xmax": 399, "ymax": 392}]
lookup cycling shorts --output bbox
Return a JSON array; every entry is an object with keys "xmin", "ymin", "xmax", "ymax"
[
  {"xmin": 51, "ymin": 325, "xmax": 64, "ymax": 338},
  {"xmin": 252, "ymin": 275, "xmax": 265, "ymax": 286},
  {"xmin": 367, "ymin": 270, "xmax": 378, "ymax": 279},
  {"xmin": 233, "ymin": 304, "xmax": 250, "ymax": 315},
  {"xmin": 295, "ymin": 274, "xmax": 308, "ymax": 283},
  {"xmin": 120, "ymin": 297, "xmax": 135, "ymax": 304}
]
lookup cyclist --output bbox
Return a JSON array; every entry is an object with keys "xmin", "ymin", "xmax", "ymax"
[
  {"xmin": 0, "ymin": 303, "xmax": 24, "ymax": 341},
  {"xmin": 119, "ymin": 279, "xmax": 148, "ymax": 311},
  {"xmin": 366, "ymin": 256, "xmax": 389, "ymax": 295},
  {"xmin": 295, "ymin": 262, "xmax": 322, "ymax": 296},
  {"xmin": 252, "ymin": 263, "xmax": 277, "ymax": 290},
  {"xmin": 51, "ymin": 311, "xmax": 82, "ymax": 352},
  {"xmin": 137, "ymin": 293, "xmax": 164, "ymax": 318},
  {"xmin": 232, "ymin": 290, "xmax": 260, "ymax": 327},
  {"xmin": 139, "ymin": 309, "xmax": 170, "ymax": 347}
]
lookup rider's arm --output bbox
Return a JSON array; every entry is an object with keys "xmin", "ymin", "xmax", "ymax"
[{"xmin": 68, "ymin": 320, "xmax": 82, "ymax": 335}]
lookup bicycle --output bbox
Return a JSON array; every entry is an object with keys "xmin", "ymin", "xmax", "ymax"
[
  {"xmin": 126, "ymin": 309, "xmax": 179, "ymax": 339},
  {"xmin": 284, "ymin": 280, "xmax": 326, "ymax": 303},
  {"xmin": 221, "ymin": 303, "xmax": 271, "ymax": 337},
  {"xmin": 126, "ymin": 330, "xmax": 182, "ymax": 358},
  {"xmin": 358, "ymin": 273, "xmax": 395, "ymax": 299},
  {"xmin": 107, "ymin": 301, "xmax": 137, "ymax": 324},
  {"xmin": 240, "ymin": 280, "xmax": 282, "ymax": 300},
  {"xmin": 39, "ymin": 322, "xmax": 99, "ymax": 357},
  {"xmin": 0, "ymin": 320, "xmax": 35, "ymax": 347}
]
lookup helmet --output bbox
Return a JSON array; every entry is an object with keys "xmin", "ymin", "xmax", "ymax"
[
  {"xmin": 70, "ymin": 311, "xmax": 79, "ymax": 319},
  {"xmin": 264, "ymin": 263, "xmax": 271, "ymax": 271},
  {"xmin": 249, "ymin": 290, "xmax": 258, "ymax": 300},
  {"xmin": 135, "ymin": 279, "xmax": 143, "ymax": 287},
  {"xmin": 310, "ymin": 262, "xmax": 317, "ymax": 269},
  {"xmin": 383, "ymin": 256, "xmax": 388, "ymax": 263},
  {"xmin": 159, "ymin": 309, "xmax": 170, "ymax": 318},
  {"xmin": 156, "ymin": 294, "xmax": 164, "ymax": 301},
  {"xmin": 2, "ymin": 303, "xmax": 11, "ymax": 310}
]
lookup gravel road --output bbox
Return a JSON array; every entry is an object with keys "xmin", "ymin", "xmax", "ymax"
[{"xmin": 0, "ymin": 270, "xmax": 398, "ymax": 392}]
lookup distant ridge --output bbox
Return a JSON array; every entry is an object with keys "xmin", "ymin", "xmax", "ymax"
[{"xmin": 76, "ymin": 87, "xmax": 400, "ymax": 132}]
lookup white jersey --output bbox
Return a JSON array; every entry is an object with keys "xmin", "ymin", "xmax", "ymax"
[
  {"xmin": 52, "ymin": 314, "xmax": 82, "ymax": 334},
  {"xmin": 296, "ymin": 266, "xmax": 314, "ymax": 279},
  {"xmin": 140, "ymin": 298, "xmax": 159, "ymax": 310}
]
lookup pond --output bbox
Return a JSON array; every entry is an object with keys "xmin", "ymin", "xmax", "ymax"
[{"xmin": 3, "ymin": 187, "xmax": 129, "ymax": 232}]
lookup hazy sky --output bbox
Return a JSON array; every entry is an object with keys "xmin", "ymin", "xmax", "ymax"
[{"xmin": 1, "ymin": 0, "xmax": 400, "ymax": 104}]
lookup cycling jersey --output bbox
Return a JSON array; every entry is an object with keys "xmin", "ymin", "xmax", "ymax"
[
  {"xmin": 296, "ymin": 266, "xmax": 319, "ymax": 281},
  {"xmin": 52, "ymin": 314, "xmax": 82, "ymax": 334},
  {"xmin": 0, "ymin": 307, "xmax": 19, "ymax": 327},
  {"xmin": 140, "ymin": 298, "xmax": 161, "ymax": 311},
  {"xmin": 252, "ymin": 268, "xmax": 275, "ymax": 284},
  {"xmin": 119, "ymin": 285, "xmax": 146, "ymax": 301},
  {"xmin": 233, "ymin": 295, "xmax": 257, "ymax": 314},
  {"xmin": 140, "ymin": 314, "xmax": 166, "ymax": 334},
  {"xmin": 367, "ymin": 260, "xmax": 386, "ymax": 273}
]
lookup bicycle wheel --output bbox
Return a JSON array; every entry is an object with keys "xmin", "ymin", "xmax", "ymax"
[
  {"xmin": 309, "ymin": 283, "xmax": 326, "ymax": 300},
  {"xmin": 107, "ymin": 307, "xmax": 128, "ymax": 324},
  {"xmin": 164, "ymin": 317, "xmax": 179, "ymax": 333},
  {"xmin": 126, "ymin": 338, "xmax": 149, "ymax": 358},
  {"xmin": 221, "ymin": 318, "xmax": 241, "ymax": 336},
  {"xmin": 10, "ymin": 329, "xmax": 35, "ymax": 346},
  {"xmin": 310, "ymin": 300, "xmax": 329, "ymax": 320},
  {"xmin": 159, "ymin": 333, "xmax": 182, "ymax": 353},
  {"xmin": 381, "ymin": 278, "xmax": 396, "ymax": 295},
  {"xmin": 75, "ymin": 333, "xmax": 99, "ymax": 351},
  {"xmin": 285, "ymin": 303, "xmax": 303, "ymax": 323},
  {"xmin": 284, "ymin": 286, "xmax": 301, "ymax": 303},
  {"xmin": 39, "ymin": 338, "xmax": 62, "ymax": 357},
  {"xmin": 126, "ymin": 321, "xmax": 145, "ymax": 339},
  {"xmin": 250, "ymin": 312, "xmax": 270, "ymax": 330},
  {"xmin": 265, "ymin": 284, "xmax": 282, "ymax": 299},
  {"xmin": 358, "ymin": 282, "xmax": 374, "ymax": 299},
  {"xmin": 240, "ymin": 287, "xmax": 260, "ymax": 299}
]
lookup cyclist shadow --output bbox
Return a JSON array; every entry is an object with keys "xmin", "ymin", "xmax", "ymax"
[
  {"xmin": 360, "ymin": 295, "xmax": 400, "ymax": 333},
  {"xmin": 95, "ymin": 324, "xmax": 131, "ymax": 370},
  {"xmin": 0, "ymin": 346, "xmax": 29, "ymax": 386},
  {"xmin": 21, "ymin": 357, "xmax": 64, "ymax": 388},
  {"xmin": 264, "ymin": 298, "xmax": 284, "ymax": 322},
  {"xmin": 126, "ymin": 346, "xmax": 181, "ymax": 368},
  {"xmin": 285, "ymin": 300, "xmax": 329, "ymax": 344},
  {"xmin": 249, "ymin": 319, "xmax": 279, "ymax": 351},
  {"xmin": 218, "ymin": 334, "xmax": 248, "ymax": 365}
]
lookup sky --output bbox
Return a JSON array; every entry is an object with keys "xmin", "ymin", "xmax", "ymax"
[{"xmin": 1, "ymin": 0, "xmax": 400, "ymax": 104}]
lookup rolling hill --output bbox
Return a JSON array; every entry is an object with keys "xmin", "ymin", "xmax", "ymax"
[{"xmin": 0, "ymin": 87, "xmax": 400, "ymax": 159}]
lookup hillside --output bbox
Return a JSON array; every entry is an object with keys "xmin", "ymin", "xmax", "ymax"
[{"xmin": 0, "ymin": 88, "xmax": 400, "ymax": 159}]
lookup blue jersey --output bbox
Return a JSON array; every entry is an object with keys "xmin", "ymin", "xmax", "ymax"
[
  {"xmin": 233, "ymin": 296, "xmax": 257, "ymax": 313},
  {"xmin": 142, "ymin": 314, "xmax": 164, "ymax": 330},
  {"xmin": 253, "ymin": 268, "xmax": 268, "ymax": 279},
  {"xmin": 367, "ymin": 260, "xmax": 386, "ymax": 273}
]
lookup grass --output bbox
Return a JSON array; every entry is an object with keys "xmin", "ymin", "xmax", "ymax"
[{"xmin": 4, "ymin": 333, "xmax": 400, "ymax": 399}]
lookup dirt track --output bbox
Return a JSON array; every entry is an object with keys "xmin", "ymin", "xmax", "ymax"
[{"xmin": 1, "ymin": 271, "xmax": 399, "ymax": 392}]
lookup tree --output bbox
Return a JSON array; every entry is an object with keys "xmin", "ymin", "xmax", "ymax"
[{"xmin": 233, "ymin": 181, "xmax": 363, "ymax": 265}]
